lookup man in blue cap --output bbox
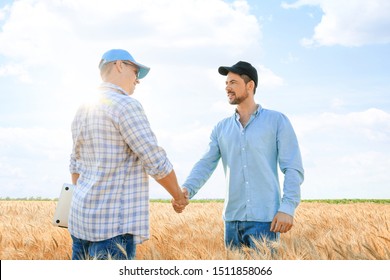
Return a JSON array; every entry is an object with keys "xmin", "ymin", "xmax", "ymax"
[
  {"xmin": 69, "ymin": 49, "xmax": 188, "ymax": 260},
  {"xmin": 178, "ymin": 61, "xmax": 304, "ymax": 251}
]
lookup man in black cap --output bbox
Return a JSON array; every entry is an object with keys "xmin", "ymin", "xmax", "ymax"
[{"xmin": 177, "ymin": 61, "xmax": 304, "ymax": 251}]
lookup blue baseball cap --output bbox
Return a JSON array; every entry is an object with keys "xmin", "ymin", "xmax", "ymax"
[{"xmin": 98, "ymin": 49, "xmax": 150, "ymax": 79}]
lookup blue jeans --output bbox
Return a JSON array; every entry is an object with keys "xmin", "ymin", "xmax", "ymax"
[
  {"xmin": 71, "ymin": 234, "xmax": 136, "ymax": 260},
  {"xmin": 224, "ymin": 221, "xmax": 279, "ymax": 249}
]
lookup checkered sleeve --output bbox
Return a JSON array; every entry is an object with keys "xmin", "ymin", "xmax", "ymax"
[
  {"xmin": 69, "ymin": 108, "xmax": 84, "ymax": 174},
  {"xmin": 118, "ymin": 99, "xmax": 173, "ymax": 180}
]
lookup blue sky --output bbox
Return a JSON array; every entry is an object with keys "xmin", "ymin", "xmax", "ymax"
[{"xmin": 0, "ymin": 0, "xmax": 389, "ymax": 199}]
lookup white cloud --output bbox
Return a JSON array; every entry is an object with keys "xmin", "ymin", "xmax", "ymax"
[
  {"xmin": 295, "ymin": 108, "xmax": 390, "ymax": 141},
  {"xmin": 0, "ymin": 127, "xmax": 70, "ymax": 159},
  {"xmin": 0, "ymin": 63, "xmax": 32, "ymax": 83},
  {"xmin": 0, "ymin": 161, "xmax": 25, "ymax": 179},
  {"xmin": 0, "ymin": 0, "xmax": 72, "ymax": 64},
  {"xmin": 291, "ymin": 108, "xmax": 390, "ymax": 198},
  {"xmin": 0, "ymin": 4, "xmax": 10, "ymax": 20},
  {"xmin": 0, "ymin": 127, "xmax": 72, "ymax": 198},
  {"xmin": 257, "ymin": 65, "xmax": 284, "ymax": 89},
  {"xmin": 0, "ymin": 0, "xmax": 262, "ymax": 68},
  {"xmin": 283, "ymin": 0, "xmax": 390, "ymax": 47},
  {"xmin": 281, "ymin": 0, "xmax": 322, "ymax": 9}
]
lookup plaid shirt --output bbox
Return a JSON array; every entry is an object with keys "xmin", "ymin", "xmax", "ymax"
[{"xmin": 69, "ymin": 83, "xmax": 172, "ymax": 243}]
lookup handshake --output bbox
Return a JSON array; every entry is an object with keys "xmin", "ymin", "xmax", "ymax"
[{"xmin": 171, "ymin": 187, "xmax": 189, "ymax": 213}]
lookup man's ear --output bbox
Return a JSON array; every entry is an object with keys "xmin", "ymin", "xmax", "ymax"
[
  {"xmin": 114, "ymin": 60, "xmax": 124, "ymax": 73},
  {"xmin": 247, "ymin": 80, "xmax": 255, "ymax": 94}
]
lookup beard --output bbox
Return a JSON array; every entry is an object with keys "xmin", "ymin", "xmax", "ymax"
[{"xmin": 227, "ymin": 90, "xmax": 249, "ymax": 105}]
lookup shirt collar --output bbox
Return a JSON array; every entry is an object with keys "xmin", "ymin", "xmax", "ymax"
[
  {"xmin": 234, "ymin": 104, "xmax": 262, "ymax": 119},
  {"xmin": 99, "ymin": 82, "xmax": 128, "ymax": 95}
]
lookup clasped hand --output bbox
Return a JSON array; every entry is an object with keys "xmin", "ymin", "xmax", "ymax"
[{"xmin": 171, "ymin": 188, "xmax": 189, "ymax": 213}]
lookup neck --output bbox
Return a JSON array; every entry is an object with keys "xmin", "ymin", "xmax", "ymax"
[
  {"xmin": 104, "ymin": 75, "xmax": 130, "ymax": 95},
  {"xmin": 236, "ymin": 99, "xmax": 258, "ymax": 117},
  {"xmin": 236, "ymin": 99, "xmax": 258, "ymax": 127}
]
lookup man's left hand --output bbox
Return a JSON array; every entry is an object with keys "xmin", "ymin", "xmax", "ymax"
[{"xmin": 270, "ymin": 212, "xmax": 294, "ymax": 233}]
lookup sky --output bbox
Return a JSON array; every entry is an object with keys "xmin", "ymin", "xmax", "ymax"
[{"xmin": 0, "ymin": 0, "xmax": 389, "ymax": 200}]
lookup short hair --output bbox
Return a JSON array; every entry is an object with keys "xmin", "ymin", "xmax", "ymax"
[
  {"xmin": 100, "ymin": 61, "xmax": 115, "ymax": 81},
  {"xmin": 240, "ymin": 74, "xmax": 257, "ymax": 94}
]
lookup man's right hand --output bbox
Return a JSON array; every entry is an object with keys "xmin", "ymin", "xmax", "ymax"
[{"xmin": 171, "ymin": 188, "xmax": 189, "ymax": 213}]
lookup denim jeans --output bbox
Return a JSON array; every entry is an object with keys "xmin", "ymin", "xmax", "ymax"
[
  {"xmin": 224, "ymin": 221, "xmax": 279, "ymax": 249},
  {"xmin": 71, "ymin": 234, "xmax": 136, "ymax": 260}
]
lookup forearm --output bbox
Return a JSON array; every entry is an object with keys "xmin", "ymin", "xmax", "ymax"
[
  {"xmin": 71, "ymin": 173, "xmax": 79, "ymax": 185},
  {"xmin": 156, "ymin": 170, "xmax": 183, "ymax": 201}
]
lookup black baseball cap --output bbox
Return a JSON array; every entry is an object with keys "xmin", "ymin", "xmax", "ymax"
[{"xmin": 218, "ymin": 61, "xmax": 258, "ymax": 88}]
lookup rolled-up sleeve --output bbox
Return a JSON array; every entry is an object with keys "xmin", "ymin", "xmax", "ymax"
[{"xmin": 118, "ymin": 100, "xmax": 173, "ymax": 180}]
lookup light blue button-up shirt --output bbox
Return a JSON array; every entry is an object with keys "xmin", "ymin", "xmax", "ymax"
[{"xmin": 183, "ymin": 105, "xmax": 304, "ymax": 222}]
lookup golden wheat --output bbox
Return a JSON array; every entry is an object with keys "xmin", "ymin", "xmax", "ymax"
[{"xmin": 0, "ymin": 201, "xmax": 389, "ymax": 260}]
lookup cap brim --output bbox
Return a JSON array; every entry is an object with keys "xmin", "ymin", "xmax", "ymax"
[
  {"xmin": 218, "ymin": 66, "xmax": 231, "ymax": 76},
  {"xmin": 218, "ymin": 66, "xmax": 243, "ymax": 76},
  {"xmin": 133, "ymin": 62, "xmax": 150, "ymax": 79}
]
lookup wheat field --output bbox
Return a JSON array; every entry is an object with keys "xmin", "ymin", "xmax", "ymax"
[{"xmin": 0, "ymin": 201, "xmax": 389, "ymax": 260}]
